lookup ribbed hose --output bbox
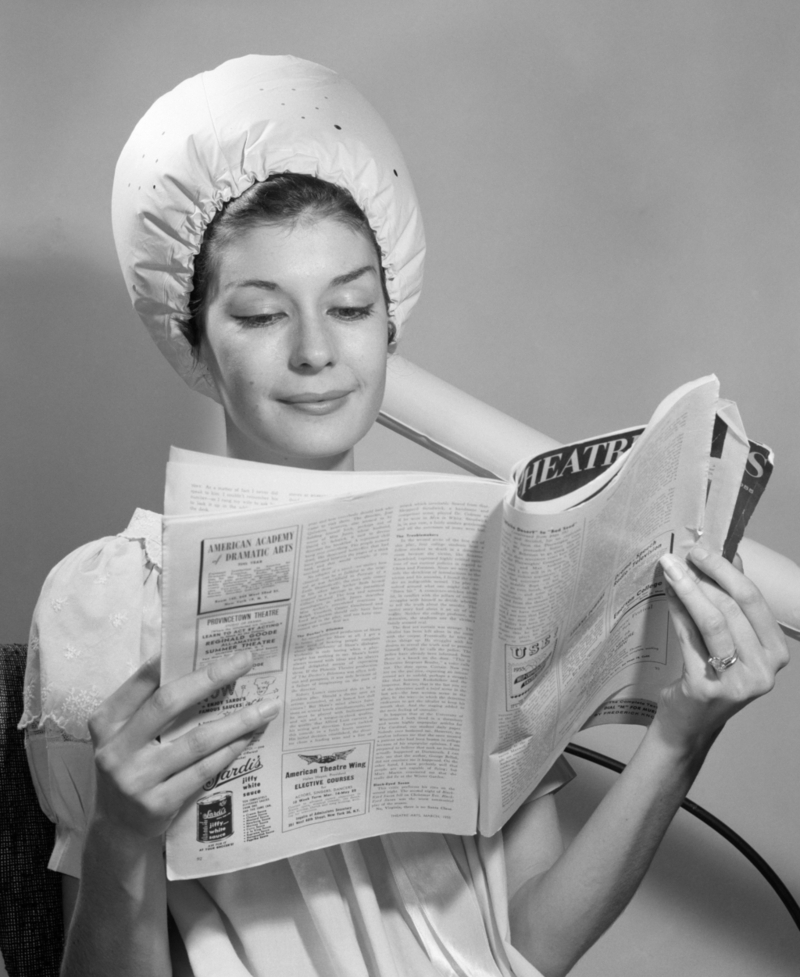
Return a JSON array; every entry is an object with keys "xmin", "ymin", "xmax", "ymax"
[{"xmin": 563, "ymin": 742, "xmax": 800, "ymax": 931}]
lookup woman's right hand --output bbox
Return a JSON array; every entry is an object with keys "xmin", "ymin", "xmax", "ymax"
[{"xmin": 88, "ymin": 651, "xmax": 279, "ymax": 839}]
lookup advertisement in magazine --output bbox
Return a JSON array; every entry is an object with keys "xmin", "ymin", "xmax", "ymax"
[
  {"xmin": 198, "ymin": 526, "xmax": 297, "ymax": 614},
  {"xmin": 165, "ymin": 520, "xmax": 301, "ymax": 876},
  {"xmin": 281, "ymin": 743, "xmax": 372, "ymax": 831},
  {"xmin": 167, "ymin": 516, "xmax": 382, "ymax": 877}
]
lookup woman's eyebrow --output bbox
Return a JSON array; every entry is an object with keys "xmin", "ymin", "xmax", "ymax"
[
  {"xmin": 225, "ymin": 279, "xmax": 278, "ymax": 292},
  {"xmin": 224, "ymin": 265, "xmax": 377, "ymax": 293},
  {"xmin": 329, "ymin": 265, "xmax": 377, "ymax": 288}
]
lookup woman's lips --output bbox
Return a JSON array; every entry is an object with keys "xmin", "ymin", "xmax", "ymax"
[{"xmin": 279, "ymin": 390, "xmax": 352, "ymax": 414}]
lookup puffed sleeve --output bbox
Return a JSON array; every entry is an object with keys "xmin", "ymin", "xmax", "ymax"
[{"xmin": 19, "ymin": 509, "xmax": 162, "ymax": 877}]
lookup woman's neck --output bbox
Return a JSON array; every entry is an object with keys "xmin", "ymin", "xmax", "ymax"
[{"xmin": 224, "ymin": 422, "xmax": 355, "ymax": 471}]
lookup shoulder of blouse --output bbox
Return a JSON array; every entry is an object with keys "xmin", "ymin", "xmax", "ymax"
[{"xmin": 18, "ymin": 509, "xmax": 163, "ymax": 739}]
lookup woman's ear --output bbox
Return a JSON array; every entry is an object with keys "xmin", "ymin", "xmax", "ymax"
[
  {"xmin": 387, "ymin": 320, "xmax": 398, "ymax": 352},
  {"xmin": 181, "ymin": 318, "xmax": 223, "ymax": 404},
  {"xmin": 190, "ymin": 350, "xmax": 223, "ymax": 404}
]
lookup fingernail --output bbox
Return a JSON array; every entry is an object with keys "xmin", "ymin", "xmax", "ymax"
[
  {"xmin": 257, "ymin": 700, "xmax": 279, "ymax": 719},
  {"xmin": 691, "ymin": 545, "xmax": 709, "ymax": 561},
  {"xmin": 231, "ymin": 650, "xmax": 253, "ymax": 669},
  {"xmin": 660, "ymin": 554, "xmax": 684, "ymax": 582}
]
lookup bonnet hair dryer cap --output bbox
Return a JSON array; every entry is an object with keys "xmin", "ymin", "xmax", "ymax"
[{"xmin": 111, "ymin": 54, "xmax": 425, "ymax": 400}]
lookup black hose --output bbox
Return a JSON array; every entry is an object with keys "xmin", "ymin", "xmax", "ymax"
[{"xmin": 563, "ymin": 742, "xmax": 800, "ymax": 932}]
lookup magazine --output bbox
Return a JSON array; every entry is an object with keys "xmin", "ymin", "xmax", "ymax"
[{"xmin": 159, "ymin": 375, "xmax": 766, "ymax": 879}]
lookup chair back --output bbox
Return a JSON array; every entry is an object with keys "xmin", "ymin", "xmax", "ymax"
[{"xmin": 0, "ymin": 644, "xmax": 63, "ymax": 977}]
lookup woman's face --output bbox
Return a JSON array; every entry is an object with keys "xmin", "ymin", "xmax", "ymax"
[{"xmin": 199, "ymin": 217, "xmax": 390, "ymax": 470}]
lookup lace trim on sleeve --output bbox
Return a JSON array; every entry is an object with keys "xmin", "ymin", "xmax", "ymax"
[
  {"xmin": 120, "ymin": 507, "xmax": 163, "ymax": 571},
  {"xmin": 18, "ymin": 510, "xmax": 163, "ymax": 739}
]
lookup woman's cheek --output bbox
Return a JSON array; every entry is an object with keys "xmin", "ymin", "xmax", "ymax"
[{"xmin": 221, "ymin": 348, "xmax": 275, "ymax": 403}]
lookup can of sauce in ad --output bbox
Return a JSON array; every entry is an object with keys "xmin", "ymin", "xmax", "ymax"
[{"xmin": 196, "ymin": 792, "xmax": 233, "ymax": 842}]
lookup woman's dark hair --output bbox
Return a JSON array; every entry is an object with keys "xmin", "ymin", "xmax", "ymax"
[{"xmin": 183, "ymin": 172, "xmax": 391, "ymax": 349}]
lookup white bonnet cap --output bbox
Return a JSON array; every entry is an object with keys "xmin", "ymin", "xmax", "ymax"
[{"xmin": 112, "ymin": 55, "xmax": 425, "ymax": 399}]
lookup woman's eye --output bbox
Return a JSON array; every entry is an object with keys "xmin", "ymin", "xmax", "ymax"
[
  {"xmin": 233, "ymin": 312, "xmax": 285, "ymax": 328},
  {"xmin": 330, "ymin": 304, "xmax": 374, "ymax": 321}
]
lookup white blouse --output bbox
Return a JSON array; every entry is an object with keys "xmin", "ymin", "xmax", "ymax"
[{"xmin": 21, "ymin": 510, "xmax": 571, "ymax": 977}]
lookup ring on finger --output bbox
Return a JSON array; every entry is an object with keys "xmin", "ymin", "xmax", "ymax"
[{"xmin": 708, "ymin": 651, "xmax": 738, "ymax": 672}]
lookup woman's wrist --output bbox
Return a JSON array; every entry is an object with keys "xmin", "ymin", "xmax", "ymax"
[
  {"xmin": 65, "ymin": 815, "xmax": 169, "ymax": 977},
  {"xmin": 82, "ymin": 814, "xmax": 164, "ymax": 892},
  {"xmin": 642, "ymin": 709, "xmax": 721, "ymax": 774}
]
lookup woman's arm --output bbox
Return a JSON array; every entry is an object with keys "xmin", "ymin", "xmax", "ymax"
[
  {"xmin": 508, "ymin": 547, "xmax": 790, "ymax": 977},
  {"xmin": 61, "ymin": 651, "xmax": 278, "ymax": 977},
  {"xmin": 62, "ymin": 827, "xmax": 168, "ymax": 975}
]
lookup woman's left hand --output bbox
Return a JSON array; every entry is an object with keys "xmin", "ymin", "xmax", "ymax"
[
  {"xmin": 510, "ymin": 545, "xmax": 789, "ymax": 976},
  {"xmin": 656, "ymin": 545, "xmax": 790, "ymax": 752}
]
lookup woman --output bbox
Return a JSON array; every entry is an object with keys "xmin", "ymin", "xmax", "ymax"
[{"xmin": 21, "ymin": 55, "xmax": 788, "ymax": 977}]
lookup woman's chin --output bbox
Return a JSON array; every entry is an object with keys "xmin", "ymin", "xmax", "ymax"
[{"xmin": 224, "ymin": 425, "xmax": 356, "ymax": 470}]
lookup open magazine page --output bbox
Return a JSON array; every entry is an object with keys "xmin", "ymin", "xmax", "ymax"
[
  {"xmin": 479, "ymin": 377, "xmax": 719, "ymax": 834},
  {"xmin": 161, "ymin": 477, "xmax": 505, "ymax": 879},
  {"xmin": 165, "ymin": 446, "xmax": 476, "ymax": 514}
]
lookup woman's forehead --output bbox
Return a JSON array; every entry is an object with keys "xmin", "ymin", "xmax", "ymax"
[{"xmin": 215, "ymin": 219, "xmax": 382, "ymax": 292}]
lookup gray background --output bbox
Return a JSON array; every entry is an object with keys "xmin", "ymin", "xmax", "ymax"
[{"xmin": 1, "ymin": 1, "xmax": 798, "ymax": 973}]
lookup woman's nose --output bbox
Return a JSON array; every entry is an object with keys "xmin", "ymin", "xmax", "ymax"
[{"xmin": 289, "ymin": 311, "xmax": 336, "ymax": 370}]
